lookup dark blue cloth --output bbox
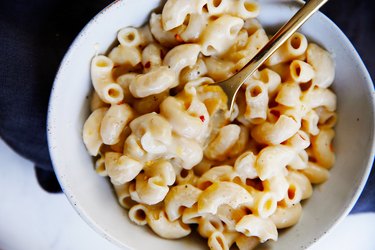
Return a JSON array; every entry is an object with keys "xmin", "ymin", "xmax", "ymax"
[
  {"xmin": 0, "ymin": 0, "xmax": 373, "ymax": 210},
  {"xmin": 0, "ymin": 0, "xmax": 112, "ymax": 192}
]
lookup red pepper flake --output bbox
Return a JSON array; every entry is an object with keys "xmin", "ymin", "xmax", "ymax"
[
  {"xmin": 117, "ymin": 100, "xmax": 125, "ymax": 105},
  {"xmin": 330, "ymin": 143, "xmax": 334, "ymax": 152},
  {"xmin": 199, "ymin": 115, "xmax": 205, "ymax": 122},
  {"xmin": 270, "ymin": 110, "xmax": 280, "ymax": 119},
  {"xmin": 175, "ymin": 34, "xmax": 184, "ymax": 42},
  {"xmin": 144, "ymin": 61, "xmax": 151, "ymax": 68}
]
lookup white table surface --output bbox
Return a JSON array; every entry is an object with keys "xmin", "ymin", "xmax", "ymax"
[{"xmin": 0, "ymin": 138, "xmax": 374, "ymax": 250}]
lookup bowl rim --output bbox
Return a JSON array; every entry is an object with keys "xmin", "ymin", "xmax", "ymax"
[
  {"xmin": 47, "ymin": 0, "xmax": 375, "ymax": 249},
  {"xmin": 47, "ymin": 1, "xmax": 131, "ymax": 248}
]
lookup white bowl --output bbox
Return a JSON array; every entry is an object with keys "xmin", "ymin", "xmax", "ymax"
[{"xmin": 47, "ymin": 0, "xmax": 375, "ymax": 249}]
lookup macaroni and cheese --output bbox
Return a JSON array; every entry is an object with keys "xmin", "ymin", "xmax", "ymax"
[{"xmin": 83, "ymin": 0, "xmax": 337, "ymax": 249}]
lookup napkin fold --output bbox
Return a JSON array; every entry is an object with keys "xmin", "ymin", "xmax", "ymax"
[{"xmin": 0, "ymin": 0, "xmax": 373, "ymax": 211}]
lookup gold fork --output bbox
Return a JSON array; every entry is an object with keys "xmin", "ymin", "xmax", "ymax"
[{"xmin": 217, "ymin": 0, "xmax": 328, "ymax": 112}]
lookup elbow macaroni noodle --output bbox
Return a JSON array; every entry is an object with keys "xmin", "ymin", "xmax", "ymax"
[{"xmin": 82, "ymin": 0, "xmax": 337, "ymax": 248}]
